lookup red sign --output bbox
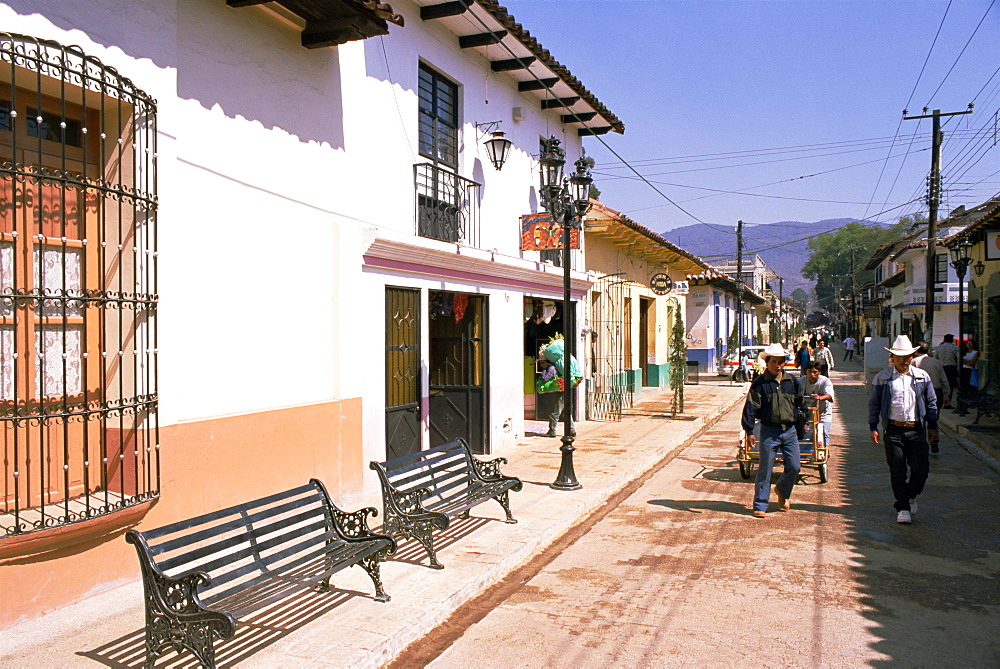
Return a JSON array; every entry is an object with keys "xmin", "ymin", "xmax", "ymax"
[{"xmin": 520, "ymin": 213, "xmax": 580, "ymax": 251}]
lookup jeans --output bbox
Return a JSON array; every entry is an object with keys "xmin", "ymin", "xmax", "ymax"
[
  {"xmin": 883, "ymin": 426, "xmax": 929, "ymax": 511},
  {"xmin": 844, "ymin": 349, "xmax": 854, "ymax": 361},
  {"xmin": 754, "ymin": 424, "xmax": 801, "ymax": 512}
]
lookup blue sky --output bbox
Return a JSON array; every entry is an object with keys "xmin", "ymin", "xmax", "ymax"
[{"xmin": 502, "ymin": 0, "xmax": 1000, "ymax": 232}]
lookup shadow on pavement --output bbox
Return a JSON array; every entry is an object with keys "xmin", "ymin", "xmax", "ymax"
[
  {"xmin": 836, "ymin": 380, "xmax": 1000, "ymax": 666},
  {"xmin": 78, "ymin": 589, "xmax": 358, "ymax": 668}
]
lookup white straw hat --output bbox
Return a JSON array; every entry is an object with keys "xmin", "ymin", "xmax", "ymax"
[
  {"xmin": 757, "ymin": 343, "xmax": 790, "ymax": 362},
  {"xmin": 885, "ymin": 334, "xmax": 919, "ymax": 356}
]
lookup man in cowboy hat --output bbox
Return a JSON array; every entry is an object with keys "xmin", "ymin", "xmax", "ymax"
[
  {"xmin": 868, "ymin": 335, "xmax": 939, "ymax": 524},
  {"xmin": 741, "ymin": 343, "xmax": 804, "ymax": 518}
]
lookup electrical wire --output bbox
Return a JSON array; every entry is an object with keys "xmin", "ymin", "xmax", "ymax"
[{"xmin": 924, "ymin": 0, "xmax": 997, "ymax": 107}]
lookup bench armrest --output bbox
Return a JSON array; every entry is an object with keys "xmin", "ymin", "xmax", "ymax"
[
  {"xmin": 125, "ymin": 530, "xmax": 236, "ymax": 638},
  {"xmin": 472, "ymin": 456, "xmax": 508, "ymax": 481},
  {"xmin": 328, "ymin": 505, "xmax": 397, "ymax": 552},
  {"xmin": 394, "ymin": 487, "xmax": 432, "ymax": 515}
]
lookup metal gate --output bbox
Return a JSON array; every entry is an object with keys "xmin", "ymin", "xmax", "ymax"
[
  {"xmin": 588, "ymin": 276, "xmax": 634, "ymax": 421},
  {"xmin": 428, "ymin": 291, "xmax": 488, "ymax": 454},
  {"xmin": 385, "ymin": 287, "xmax": 421, "ymax": 459}
]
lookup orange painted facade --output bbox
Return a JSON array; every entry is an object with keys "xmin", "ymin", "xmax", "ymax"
[{"xmin": 0, "ymin": 397, "xmax": 364, "ymax": 629}]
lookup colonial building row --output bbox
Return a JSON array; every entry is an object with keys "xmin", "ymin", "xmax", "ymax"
[
  {"xmin": 862, "ymin": 197, "xmax": 999, "ymax": 385},
  {"xmin": 0, "ymin": 0, "xmax": 783, "ymax": 627}
]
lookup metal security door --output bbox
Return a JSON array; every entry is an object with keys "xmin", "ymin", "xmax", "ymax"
[
  {"xmin": 429, "ymin": 292, "xmax": 488, "ymax": 453},
  {"xmin": 385, "ymin": 287, "xmax": 421, "ymax": 459},
  {"xmin": 588, "ymin": 276, "xmax": 633, "ymax": 421}
]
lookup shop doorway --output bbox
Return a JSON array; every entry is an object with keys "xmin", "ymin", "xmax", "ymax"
[
  {"xmin": 428, "ymin": 291, "xmax": 488, "ymax": 453},
  {"xmin": 385, "ymin": 287, "xmax": 421, "ymax": 459}
]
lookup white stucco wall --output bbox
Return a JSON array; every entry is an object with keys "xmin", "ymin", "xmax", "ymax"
[{"xmin": 1, "ymin": 0, "xmax": 591, "ymax": 439}]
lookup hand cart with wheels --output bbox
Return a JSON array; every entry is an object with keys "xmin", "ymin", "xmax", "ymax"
[{"xmin": 737, "ymin": 405, "xmax": 829, "ymax": 483}]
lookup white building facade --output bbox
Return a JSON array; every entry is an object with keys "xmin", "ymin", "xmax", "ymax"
[{"xmin": 0, "ymin": 0, "xmax": 622, "ymax": 627}]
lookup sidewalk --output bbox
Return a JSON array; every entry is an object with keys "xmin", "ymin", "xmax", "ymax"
[{"xmin": 0, "ymin": 378, "xmax": 746, "ymax": 669}]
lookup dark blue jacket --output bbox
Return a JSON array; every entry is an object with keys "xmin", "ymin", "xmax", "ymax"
[{"xmin": 741, "ymin": 372, "xmax": 804, "ymax": 433}]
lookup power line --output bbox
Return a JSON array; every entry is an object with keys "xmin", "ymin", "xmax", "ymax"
[
  {"xmin": 861, "ymin": 0, "xmax": 952, "ymax": 221},
  {"xmin": 593, "ymin": 134, "xmax": 730, "ymax": 232},
  {"xmin": 924, "ymin": 0, "xmax": 997, "ymax": 107}
]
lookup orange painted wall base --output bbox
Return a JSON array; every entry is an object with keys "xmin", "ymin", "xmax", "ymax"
[{"xmin": 0, "ymin": 397, "xmax": 364, "ymax": 630}]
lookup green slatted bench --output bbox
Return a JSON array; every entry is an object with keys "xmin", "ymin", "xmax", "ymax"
[
  {"xmin": 370, "ymin": 438, "xmax": 523, "ymax": 569},
  {"xmin": 125, "ymin": 478, "xmax": 395, "ymax": 668}
]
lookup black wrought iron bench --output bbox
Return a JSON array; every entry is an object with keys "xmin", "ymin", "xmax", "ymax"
[
  {"xmin": 967, "ymin": 379, "xmax": 998, "ymax": 424},
  {"xmin": 370, "ymin": 438, "xmax": 523, "ymax": 569},
  {"xmin": 125, "ymin": 479, "xmax": 395, "ymax": 668}
]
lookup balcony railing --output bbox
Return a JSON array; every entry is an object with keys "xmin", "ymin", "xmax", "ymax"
[{"xmin": 414, "ymin": 163, "xmax": 480, "ymax": 247}]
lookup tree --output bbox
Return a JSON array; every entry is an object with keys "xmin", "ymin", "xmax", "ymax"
[
  {"xmin": 669, "ymin": 303, "xmax": 687, "ymax": 414},
  {"xmin": 801, "ymin": 218, "xmax": 915, "ymax": 313}
]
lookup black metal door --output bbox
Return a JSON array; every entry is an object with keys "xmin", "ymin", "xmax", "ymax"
[
  {"xmin": 428, "ymin": 292, "xmax": 489, "ymax": 453},
  {"xmin": 386, "ymin": 287, "xmax": 421, "ymax": 459}
]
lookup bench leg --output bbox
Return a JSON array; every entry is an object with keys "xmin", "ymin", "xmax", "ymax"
[
  {"xmin": 495, "ymin": 490, "xmax": 517, "ymax": 524},
  {"xmin": 358, "ymin": 554, "xmax": 391, "ymax": 602},
  {"xmin": 411, "ymin": 520, "xmax": 444, "ymax": 569},
  {"xmin": 145, "ymin": 618, "xmax": 220, "ymax": 669}
]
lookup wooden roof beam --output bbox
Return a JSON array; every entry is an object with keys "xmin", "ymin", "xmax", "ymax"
[
  {"xmin": 541, "ymin": 97, "xmax": 580, "ymax": 109},
  {"xmin": 459, "ymin": 31, "xmax": 507, "ymax": 48},
  {"xmin": 519, "ymin": 78, "xmax": 559, "ymax": 92},
  {"xmin": 491, "ymin": 56, "xmax": 536, "ymax": 72},
  {"xmin": 420, "ymin": 0, "xmax": 472, "ymax": 20}
]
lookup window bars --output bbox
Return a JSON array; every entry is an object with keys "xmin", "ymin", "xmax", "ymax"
[
  {"xmin": 414, "ymin": 163, "xmax": 480, "ymax": 246},
  {"xmin": 0, "ymin": 33, "xmax": 159, "ymax": 538}
]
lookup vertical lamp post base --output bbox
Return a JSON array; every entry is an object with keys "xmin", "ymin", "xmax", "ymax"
[{"xmin": 551, "ymin": 436, "xmax": 582, "ymax": 490}]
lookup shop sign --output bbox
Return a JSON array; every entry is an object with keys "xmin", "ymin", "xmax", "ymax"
[
  {"xmin": 520, "ymin": 213, "xmax": 580, "ymax": 251},
  {"xmin": 672, "ymin": 280, "xmax": 690, "ymax": 295},
  {"xmin": 987, "ymin": 231, "xmax": 1000, "ymax": 260},
  {"xmin": 650, "ymin": 273, "xmax": 672, "ymax": 295}
]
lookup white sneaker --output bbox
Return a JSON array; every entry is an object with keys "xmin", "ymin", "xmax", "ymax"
[
  {"xmin": 897, "ymin": 510, "xmax": 912, "ymax": 524},
  {"xmin": 909, "ymin": 498, "xmax": 918, "ymax": 515}
]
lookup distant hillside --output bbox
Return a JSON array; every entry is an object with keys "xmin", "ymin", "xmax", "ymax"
[{"xmin": 662, "ymin": 219, "xmax": 858, "ymax": 298}]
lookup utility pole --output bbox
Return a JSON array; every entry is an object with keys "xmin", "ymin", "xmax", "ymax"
[
  {"xmin": 849, "ymin": 247, "xmax": 857, "ymax": 337},
  {"xmin": 904, "ymin": 106, "xmax": 972, "ymax": 341},
  {"xmin": 779, "ymin": 276, "xmax": 785, "ymax": 346},
  {"xmin": 736, "ymin": 220, "xmax": 744, "ymax": 350}
]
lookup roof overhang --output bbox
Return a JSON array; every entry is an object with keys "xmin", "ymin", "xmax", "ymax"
[
  {"xmin": 415, "ymin": 0, "xmax": 624, "ymax": 135},
  {"xmin": 228, "ymin": 0, "xmax": 404, "ymax": 47},
  {"xmin": 584, "ymin": 201, "xmax": 707, "ymax": 273}
]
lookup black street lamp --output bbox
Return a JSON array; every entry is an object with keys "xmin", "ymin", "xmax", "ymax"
[
  {"xmin": 949, "ymin": 234, "xmax": 973, "ymax": 346},
  {"xmin": 539, "ymin": 136, "xmax": 592, "ymax": 491}
]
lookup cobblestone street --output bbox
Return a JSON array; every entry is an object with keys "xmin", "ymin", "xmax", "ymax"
[{"xmin": 405, "ymin": 367, "xmax": 1000, "ymax": 667}]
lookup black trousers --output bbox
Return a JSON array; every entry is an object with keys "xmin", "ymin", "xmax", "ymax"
[{"xmin": 883, "ymin": 426, "xmax": 929, "ymax": 512}]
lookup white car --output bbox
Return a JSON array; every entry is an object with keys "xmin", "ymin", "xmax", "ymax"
[{"xmin": 718, "ymin": 346, "xmax": 796, "ymax": 381}]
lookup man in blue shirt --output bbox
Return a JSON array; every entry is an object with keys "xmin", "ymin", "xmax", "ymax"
[{"xmin": 868, "ymin": 335, "xmax": 939, "ymax": 524}]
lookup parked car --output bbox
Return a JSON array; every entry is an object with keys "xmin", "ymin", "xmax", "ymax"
[{"xmin": 718, "ymin": 345, "xmax": 797, "ymax": 381}]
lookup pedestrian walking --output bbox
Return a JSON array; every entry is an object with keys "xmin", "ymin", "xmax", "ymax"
[
  {"xmin": 741, "ymin": 343, "xmax": 804, "ymax": 518},
  {"xmin": 868, "ymin": 335, "xmax": 939, "ymax": 524},
  {"xmin": 956, "ymin": 338, "xmax": 980, "ymax": 416},
  {"xmin": 933, "ymin": 334, "xmax": 960, "ymax": 408},
  {"xmin": 801, "ymin": 361, "xmax": 835, "ymax": 445},
  {"xmin": 796, "ymin": 340, "xmax": 811, "ymax": 372},
  {"xmin": 814, "ymin": 339, "xmax": 834, "ymax": 377},
  {"xmin": 842, "ymin": 334, "xmax": 857, "ymax": 361},
  {"xmin": 912, "ymin": 342, "xmax": 949, "ymax": 452}
]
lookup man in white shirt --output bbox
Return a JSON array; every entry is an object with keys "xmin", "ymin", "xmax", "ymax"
[
  {"xmin": 843, "ymin": 335, "xmax": 857, "ymax": 361},
  {"xmin": 868, "ymin": 335, "xmax": 939, "ymax": 524}
]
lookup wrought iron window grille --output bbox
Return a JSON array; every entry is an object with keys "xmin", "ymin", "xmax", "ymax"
[
  {"xmin": 0, "ymin": 33, "xmax": 159, "ymax": 539},
  {"xmin": 414, "ymin": 162, "xmax": 480, "ymax": 247}
]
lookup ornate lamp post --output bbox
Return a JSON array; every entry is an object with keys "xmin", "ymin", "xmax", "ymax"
[
  {"xmin": 949, "ymin": 234, "xmax": 973, "ymax": 346},
  {"xmin": 539, "ymin": 136, "xmax": 592, "ymax": 491}
]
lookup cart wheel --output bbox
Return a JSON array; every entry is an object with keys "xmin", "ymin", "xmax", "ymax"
[
  {"xmin": 739, "ymin": 461, "xmax": 752, "ymax": 479},
  {"xmin": 818, "ymin": 463, "xmax": 828, "ymax": 484}
]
